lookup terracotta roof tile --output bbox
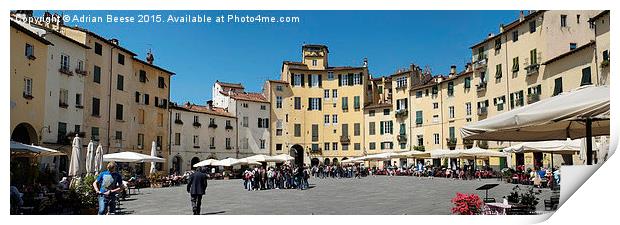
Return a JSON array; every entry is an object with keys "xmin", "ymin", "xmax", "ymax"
[
  {"xmin": 216, "ymin": 80, "xmax": 244, "ymax": 89},
  {"xmin": 221, "ymin": 91, "xmax": 269, "ymax": 103},
  {"xmin": 171, "ymin": 104, "xmax": 235, "ymax": 118}
]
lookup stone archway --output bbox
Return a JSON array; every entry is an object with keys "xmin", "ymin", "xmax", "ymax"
[
  {"xmin": 11, "ymin": 123, "xmax": 38, "ymax": 145},
  {"xmin": 311, "ymin": 158, "xmax": 319, "ymax": 167},
  {"xmin": 290, "ymin": 144, "xmax": 304, "ymax": 167},
  {"xmin": 190, "ymin": 157, "xmax": 200, "ymax": 169},
  {"xmin": 324, "ymin": 158, "xmax": 330, "ymax": 166},
  {"xmin": 333, "ymin": 158, "xmax": 339, "ymax": 166}
]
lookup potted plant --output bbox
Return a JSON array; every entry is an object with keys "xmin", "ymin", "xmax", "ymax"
[
  {"xmin": 148, "ymin": 171, "xmax": 165, "ymax": 188},
  {"xmin": 70, "ymin": 175, "xmax": 98, "ymax": 214},
  {"xmin": 451, "ymin": 192, "xmax": 483, "ymax": 215},
  {"xmin": 519, "ymin": 186, "xmax": 541, "ymax": 214},
  {"xmin": 507, "ymin": 185, "xmax": 521, "ymax": 204}
]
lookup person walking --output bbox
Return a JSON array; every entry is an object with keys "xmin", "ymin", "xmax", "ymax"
[
  {"xmin": 187, "ymin": 166, "xmax": 208, "ymax": 215},
  {"xmin": 93, "ymin": 162, "xmax": 123, "ymax": 215}
]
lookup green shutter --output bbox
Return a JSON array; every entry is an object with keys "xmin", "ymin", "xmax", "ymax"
[
  {"xmin": 416, "ymin": 111, "xmax": 423, "ymax": 124},
  {"xmin": 354, "ymin": 96, "xmax": 360, "ymax": 109},
  {"xmin": 342, "ymin": 97, "xmax": 348, "ymax": 110},
  {"xmin": 400, "ymin": 123, "xmax": 406, "ymax": 135},
  {"xmin": 380, "ymin": 121, "xmax": 384, "ymax": 135}
]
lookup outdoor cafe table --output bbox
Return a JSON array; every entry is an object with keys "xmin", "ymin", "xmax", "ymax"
[{"xmin": 485, "ymin": 202, "xmax": 511, "ymax": 215}]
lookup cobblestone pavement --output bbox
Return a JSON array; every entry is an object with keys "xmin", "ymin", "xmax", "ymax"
[{"xmin": 120, "ymin": 176, "xmax": 554, "ymax": 215}]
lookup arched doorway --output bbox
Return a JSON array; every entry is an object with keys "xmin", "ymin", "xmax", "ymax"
[
  {"xmin": 11, "ymin": 123, "xmax": 38, "ymax": 145},
  {"xmin": 333, "ymin": 158, "xmax": 339, "ymax": 166},
  {"xmin": 290, "ymin": 145, "xmax": 304, "ymax": 167},
  {"xmin": 190, "ymin": 157, "xmax": 200, "ymax": 169},
  {"xmin": 172, "ymin": 155, "xmax": 182, "ymax": 174},
  {"xmin": 311, "ymin": 158, "xmax": 319, "ymax": 167},
  {"xmin": 324, "ymin": 158, "xmax": 330, "ymax": 166}
]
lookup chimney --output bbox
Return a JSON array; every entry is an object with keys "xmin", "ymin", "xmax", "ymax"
[
  {"xmin": 207, "ymin": 100, "xmax": 213, "ymax": 110},
  {"xmin": 499, "ymin": 24, "xmax": 504, "ymax": 33},
  {"xmin": 185, "ymin": 101, "xmax": 191, "ymax": 107},
  {"xmin": 363, "ymin": 58, "xmax": 368, "ymax": 68},
  {"xmin": 450, "ymin": 65, "xmax": 457, "ymax": 76},
  {"xmin": 519, "ymin": 11, "xmax": 525, "ymax": 22},
  {"xmin": 109, "ymin": 38, "xmax": 119, "ymax": 45},
  {"xmin": 487, "ymin": 33, "xmax": 494, "ymax": 39},
  {"xmin": 146, "ymin": 49, "xmax": 154, "ymax": 64}
]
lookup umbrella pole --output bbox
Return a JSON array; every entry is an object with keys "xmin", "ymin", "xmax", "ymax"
[
  {"xmin": 550, "ymin": 153, "xmax": 554, "ymax": 169},
  {"xmin": 586, "ymin": 118, "xmax": 593, "ymax": 165}
]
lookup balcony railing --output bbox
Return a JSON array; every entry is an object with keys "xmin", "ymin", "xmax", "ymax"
[
  {"xmin": 340, "ymin": 135, "xmax": 350, "ymax": 144},
  {"xmin": 527, "ymin": 94, "xmax": 540, "ymax": 104},
  {"xmin": 174, "ymin": 119, "xmax": 183, "ymax": 125},
  {"xmin": 225, "ymin": 125, "xmax": 234, "ymax": 130},
  {"xmin": 446, "ymin": 138, "xmax": 457, "ymax": 146},
  {"xmin": 397, "ymin": 134, "xmax": 407, "ymax": 143},
  {"xmin": 208, "ymin": 123, "xmax": 218, "ymax": 128},
  {"xmin": 193, "ymin": 122, "xmax": 202, "ymax": 127},
  {"xmin": 474, "ymin": 58, "xmax": 488, "ymax": 70},
  {"xmin": 59, "ymin": 67, "xmax": 74, "ymax": 76},
  {"xmin": 525, "ymin": 64, "xmax": 540, "ymax": 76},
  {"xmin": 414, "ymin": 145, "xmax": 425, "ymax": 151},
  {"xmin": 75, "ymin": 68, "xmax": 87, "ymax": 76},
  {"xmin": 59, "ymin": 102, "xmax": 69, "ymax": 108},
  {"xmin": 601, "ymin": 60, "xmax": 610, "ymax": 68},
  {"xmin": 476, "ymin": 82, "xmax": 487, "ymax": 92},
  {"xmin": 477, "ymin": 107, "xmax": 488, "ymax": 116},
  {"xmin": 395, "ymin": 109, "xmax": 408, "ymax": 118}
]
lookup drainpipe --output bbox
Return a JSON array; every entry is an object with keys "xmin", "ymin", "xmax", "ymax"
[{"xmin": 106, "ymin": 45, "xmax": 116, "ymax": 154}]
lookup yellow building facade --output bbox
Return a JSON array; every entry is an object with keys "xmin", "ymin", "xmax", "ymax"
[
  {"xmin": 267, "ymin": 45, "xmax": 370, "ymax": 166},
  {"xmin": 10, "ymin": 21, "xmax": 52, "ymax": 146}
]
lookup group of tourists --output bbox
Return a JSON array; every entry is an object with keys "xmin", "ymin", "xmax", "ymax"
[
  {"xmin": 310, "ymin": 164, "xmax": 365, "ymax": 178},
  {"xmin": 242, "ymin": 164, "xmax": 310, "ymax": 191}
]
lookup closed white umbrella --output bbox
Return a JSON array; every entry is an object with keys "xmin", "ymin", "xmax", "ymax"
[
  {"xmin": 150, "ymin": 141, "xmax": 157, "ymax": 174},
  {"xmin": 103, "ymin": 151, "xmax": 165, "ymax": 163},
  {"xmin": 85, "ymin": 140, "xmax": 95, "ymax": 175},
  {"xmin": 212, "ymin": 158, "xmax": 238, "ymax": 167},
  {"xmin": 68, "ymin": 135, "xmax": 83, "ymax": 177},
  {"xmin": 194, "ymin": 159, "xmax": 219, "ymax": 167},
  {"xmin": 94, "ymin": 143, "xmax": 104, "ymax": 174}
]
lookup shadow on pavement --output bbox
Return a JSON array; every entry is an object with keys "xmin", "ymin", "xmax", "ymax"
[{"xmin": 202, "ymin": 210, "xmax": 226, "ymax": 215}]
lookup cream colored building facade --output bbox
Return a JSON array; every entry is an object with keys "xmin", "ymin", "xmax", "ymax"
[
  {"xmin": 60, "ymin": 25, "xmax": 174, "ymax": 174},
  {"xmin": 267, "ymin": 45, "xmax": 370, "ymax": 166},
  {"xmin": 170, "ymin": 103, "xmax": 237, "ymax": 173},
  {"xmin": 10, "ymin": 21, "xmax": 51, "ymax": 146}
]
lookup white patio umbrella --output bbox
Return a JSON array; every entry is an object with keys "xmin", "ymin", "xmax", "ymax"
[
  {"xmin": 391, "ymin": 150, "xmax": 432, "ymax": 159},
  {"xmin": 503, "ymin": 139, "xmax": 582, "ymax": 168},
  {"xmin": 10, "ymin": 141, "xmax": 65, "ymax": 157},
  {"xmin": 233, "ymin": 158, "xmax": 262, "ymax": 166},
  {"xmin": 271, "ymin": 154, "xmax": 295, "ymax": 162},
  {"xmin": 103, "ymin": 151, "xmax": 165, "ymax": 163},
  {"xmin": 94, "ymin": 143, "xmax": 104, "ymax": 174},
  {"xmin": 85, "ymin": 140, "xmax": 95, "ymax": 175},
  {"xmin": 68, "ymin": 135, "xmax": 83, "ymax": 177},
  {"xmin": 341, "ymin": 157, "xmax": 364, "ymax": 163},
  {"xmin": 212, "ymin": 158, "xmax": 239, "ymax": 167},
  {"xmin": 193, "ymin": 159, "xmax": 219, "ymax": 167},
  {"xmin": 245, "ymin": 154, "xmax": 272, "ymax": 162},
  {"xmin": 461, "ymin": 85, "xmax": 609, "ymax": 165},
  {"xmin": 150, "ymin": 141, "xmax": 158, "ymax": 174}
]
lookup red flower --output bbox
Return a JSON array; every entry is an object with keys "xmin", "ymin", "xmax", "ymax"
[{"xmin": 451, "ymin": 192, "xmax": 483, "ymax": 215}]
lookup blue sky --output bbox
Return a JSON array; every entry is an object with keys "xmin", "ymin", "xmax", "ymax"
[{"xmin": 37, "ymin": 10, "xmax": 518, "ymax": 104}]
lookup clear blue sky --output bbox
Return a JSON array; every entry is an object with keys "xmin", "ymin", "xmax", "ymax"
[{"xmin": 36, "ymin": 10, "xmax": 519, "ymax": 104}]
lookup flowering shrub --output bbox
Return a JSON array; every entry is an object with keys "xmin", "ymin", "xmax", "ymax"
[{"xmin": 451, "ymin": 192, "xmax": 483, "ymax": 215}]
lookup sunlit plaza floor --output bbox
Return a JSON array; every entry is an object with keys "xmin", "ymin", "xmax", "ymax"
[{"xmin": 120, "ymin": 175, "xmax": 555, "ymax": 215}]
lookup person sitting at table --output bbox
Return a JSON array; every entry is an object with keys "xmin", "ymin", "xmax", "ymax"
[{"xmin": 58, "ymin": 177, "xmax": 69, "ymax": 190}]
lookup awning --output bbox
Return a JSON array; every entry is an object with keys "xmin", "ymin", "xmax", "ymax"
[
  {"xmin": 391, "ymin": 150, "xmax": 432, "ymax": 158},
  {"xmin": 10, "ymin": 141, "xmax": 65, "ymax": 157},
  {"xmin": 503, "ymin": 139, "xmax": 582, "ymax": 155},
  {"xmin": 103, "ymin": 151, "xmax": 165, "ymax": 163},
  {"xmin": 461, "ymin": 85, "xmax": 609, "ymax": 141}
]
